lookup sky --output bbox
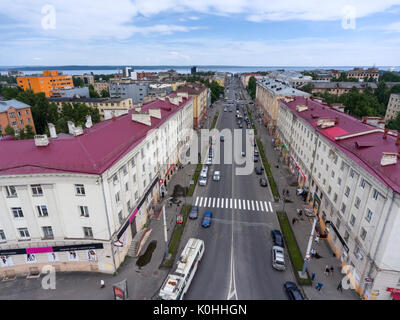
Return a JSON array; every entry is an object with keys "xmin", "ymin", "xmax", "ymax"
[{"xmin": 1, "ymin": 0, "xmax": 400, "ymax": 66}]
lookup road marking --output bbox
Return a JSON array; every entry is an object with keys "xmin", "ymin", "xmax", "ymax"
[
  {"xmin": 195, "ymin": 197, "xmax": 199, "ymax": 206},
  {"xmin": 230, "ymin": 198, "xmax": 233, "ymax": 209},
  {"xmin": 212, "ymin": 198, "xmax": 216, "ymax": 208},
  {"xmin": 247, "ymin": 200, "xmax": 250, "ymax": 210},
  {"xmin": 199, "ymin": 197, "xmax": 203, "ymax": 207},
  {"xmin": 251, "ymin": 200, "xmax": 255, "ymax": 211},
  {"xmin": 226, "ymin": 198, "xmax": 229, "ymax": 208},
  {"xmin": 259, "ymin": 201, "xmax": 264, "ymax": 211},
  {"xmin": 269, "ymin": 202, "xmax": 273, "ymax": 212},
  {"xmin": 238, "ymin": 199, "xmax": 241, "ymax": 210},
  {"xmin": 242, "ymin": 200, "xmax": 246, "ymax": 210},
  {"xmin": 208, "ymin": 197, "xmax": 212, "ymax": 207},
  {"xmin": 221, "ymin": 198, "xmax": 224, "ymax": 208},
  {"xmin": 255, "ymin": 201, "xmax": 259, "ymax": 211},
  {"xmin": 264, "ymin": 201, "xmax": 269, "ymax": 212},
  {"xmin": 216, "ymin": 198, "xmax": 220, "ymax": 208}
]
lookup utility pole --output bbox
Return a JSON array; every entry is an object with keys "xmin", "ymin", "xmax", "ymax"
[
  {"xmin": 301, "ymin": 217, "xmax": 318, "ymax": 277},
  {"xmin": 162, "ymin": 205, "xmax": 168, "ymax": 259}
]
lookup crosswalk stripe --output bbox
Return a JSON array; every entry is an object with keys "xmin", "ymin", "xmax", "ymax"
[
  {"xmin": 195, "ymin": 197, "xmax": 199, "ymax": 206},
  {"xmin": 234, "ymin": 199, "xmax": 237, "ymax": 209},
  {"xmin": 199, "ymin": 197, "xmax": 203, "ymax": 207},
  {"xmin": 238, "ymin": 199, "xmax": 241, "ymax": 210},
  {"xmin": 251, "ymin": 201, "xmax": 255, "ymax": 211},
  {"xmin": 221, "ymin": 198, "xmax": 224, "ymax": 208},
  {"xmin": 255, "ymin": 201, "xmax": 259, "ymax": 211},
  {"xmin": 208, "ymin": 197, "xmax": 212, "ymax": 207},
  {"xmin": 259, "ymin": 201, "xmax": 264, "ymax": 211},
  {"xmin": 226, "ymin": 198, "xmax": 229, "ymax": 208},
  {"xmin": 242, "ymin": 200, "xmax": 246, "ymax": 210},
  {"xmin": 247, "ymin": 200, "xmax": 250, "ymax": 210},
  {"xmin": 264, "ymin": 201, "xmax": 269, "ymax": 212},
  {"xmin": 216, "ymin": 198, "xmax": 220, "ymax": 208},
  {"xmin": 212, "ymin": 198, "xmax": 216, "ymax": 208},
  {"xmin": 269, "ymin": 202, "xmax": 273, "ymax": 212},
  {"xmin": 230, "ymin": 198, "xmax": 233, "ymax": 209}
]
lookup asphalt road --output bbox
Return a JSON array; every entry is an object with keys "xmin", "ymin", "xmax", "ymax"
[{"xmin": 180, "ymin": 77, "xmax": 296, "ymax": 300}]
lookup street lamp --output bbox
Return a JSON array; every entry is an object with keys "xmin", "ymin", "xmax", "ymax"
[{"xmin": 301, "ymin": 216, "xmax": 318, "ymax": 277}]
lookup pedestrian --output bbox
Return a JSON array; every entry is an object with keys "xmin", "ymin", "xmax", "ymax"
[
  {"xmin": 311, "ymin": 248, "xmax": 316, "ymax": 257},
  {"xmin": 315, "ymin": 282, "xmax": 323, "ymax": 291},
  {"xmin": 330, "ymin": 266, "xmax": 334, "ymax": 276},
  {"xmin": 314, "ymin": 235, "xmax": 320, "ymax": 244},
  {"xmin": 292, "ymin": 217, "xmax": 297, "ymax": 225},
  {"xmin": 337, "ymin": 281, "xmax": 343, "ymax": 292},
  {"xmin": 311, "ymin": 272, "xmax": 316, "ymax": 282},
  {"xmin": 100, "ymin": 280, "xmax": 105, "ymax": 288},
  {"xmin": 324, "ymin": 265, "xmax": 330, "ymax": 276},
  {"xmin": 283, "ymin": 188, "xmax": 286, "ymax": 195}
]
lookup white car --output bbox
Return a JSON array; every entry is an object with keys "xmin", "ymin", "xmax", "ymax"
[
  {"xmin": 272, "ymin": 246, "xmax": 286, "ymax": 271},
  {"xmin": 206, "ymin": 157, "xmax": 212, "ymax": 166},
  {"xmin": 213, "ymin": 171, "xmax": 221, "ymax": 181},
  {"xmin": 199, "ymin": 177, "xmax": 207, "ymax": 186}
]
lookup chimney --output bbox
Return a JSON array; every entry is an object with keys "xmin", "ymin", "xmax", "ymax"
[
  {"xmin": 396, "ymin": 133, "xmax": 400, "ymax": 145},
  {"xmin": 85, "ymin": 115, "xmax": 93, "ymax": 128},
  {"xmin": 362, "ymin": 117, "xmax": 367, "ymax": 124},
  {"xmin": 34, "ymin": 135, "xmax": 49, "ymax": 147},
  {"xmin": 48, "ymin": 123, "xmax": 57, "ymax": 138},
  {"xmin": 383, "ymin": 128, "xmax": 389, "ymax": 139},
  {"xmin": 149, "ymin": 108, "xmax": 162, "ymax": 119},
  {"xmin": 132, "ymin": 112, "xmax": 152, "ymax": 126},
  {"xmin": 380, "ymin": 152, "xmax": 398, "ymax": 166},
  {"xmin": 67, "ymin": 121, "xmax": 75, "ymax": 135}
]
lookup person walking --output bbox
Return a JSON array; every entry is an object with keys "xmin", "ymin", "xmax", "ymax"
[
  {"xmin": 324, "ymin": 265, "xmax": 330, "ymax": 276},
  {"xmin": 292, "ymin": 217, "xmax": 297, "ymax": 225},
  {"xmin": 337, "ymin": 281, "xmax": 343, "ymax": 292},
  {"xmin": 311, "ymin": 272, "xmax": 316, "ymax": 282},
  {"xmin": 315, "ymin": 282, "xmax": 323, "ymax": 291},
  {"xmin": 330, "ymin": 266, "xmax": 334, "ymax": 277},
  {"xmin": 314, "ymin": 235, "xmax": 320, "ymax": 244}
]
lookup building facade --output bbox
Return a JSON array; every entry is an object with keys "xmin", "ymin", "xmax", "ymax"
[
  {"xmin": 346, "ymin": 68, "xmax": 379, "ymax": 81},
  {"xmin": 0, "ymin": 100, "xmax": 36, "ymax": 136},
  {"xmin": 17, "ymin": 71, "xmax": 74, "ymax": 98},
  {"xmin": 109, "ymin": 81, "xmax": 149, "ymax": 103},
  {"xmin": 301, "ymin": 81, "xmax": 378, "ymax": 96},
  {"xmin": 74, "ymin": 74, "xmax": 94, "ymax": 86},
  {"xmin": 0, "ymin": 94, "xmax": 193, "ymax": 277},
  {"xmin": 384, "ymin": 93, "xmax": 400, "ymax": 121},
  {"xmin": 255, "ymin": 77, "xmax": 310, "ymax": 134},
  {"xmin": 275, "ymin": 96, "xmax": 400, "ymax": 300},
  {"xmin": 93, "ymin": 82, "xmax": 109, "ymax": 95}
]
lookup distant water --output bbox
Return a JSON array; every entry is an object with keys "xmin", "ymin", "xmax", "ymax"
[{"xmin": 0, "ymin": 65, "xmax": 398, "ymax": 75}]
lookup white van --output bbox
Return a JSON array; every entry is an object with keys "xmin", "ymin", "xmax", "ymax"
[{"xmin": 199, "ymin": 166, "xmax": 208, "ymax": 186}]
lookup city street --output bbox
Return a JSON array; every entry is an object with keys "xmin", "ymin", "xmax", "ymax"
[{"xmin": 178, "ymin": 77, "xmax": 296, "ymax": 300}]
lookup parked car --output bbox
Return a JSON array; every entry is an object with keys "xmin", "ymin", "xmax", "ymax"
[
  {"xmin": 206, "ymin": 157, "xmax": 212, "ymax": 166},
  {"xmin": 272, "ymin": 246, "xmax": 286, "ymax": 271},
  {"xmin": 254, "ymin": 155, "xmax": 259, "ymax": 162},
  {"xmin": 255, "ymin": 167, "xmax": 264, "ymax": 175},
  {"xmin": 209, "ymin": 149, "xmax": 214, "ymax": 158},
  {"xmin": 220, "ymin": 136, "xmax": 225, "ymax": 142},
  {"xmin": 199, "ymin": 177, "xmax": 207, "ymax": 186},
  {"xmin": 213, "ymin": 171, "xmax": 221, "ymax": 181},
  {"xmin": 271, "ymin": 229, "xmax": 285, "ymax": 247},
  {"xmin": 241, "ymin": 151, "xmax": 246, "ymax": 157},
  {"xmin": 254, "ymin": 149, "xmax": 259, "ymax": 156},
  {"xmin": 202, "ymin": 211, "xmax": 212, "ymax": 228},
  {"xmin": 259, "ymin": 178, "xmax": 268, "ymax": 187},
  {"xmin": 284, "ymin": 282, "xmax": 304, "ymax": 300},
  {"xmin": 189, "ymin": 206, "xmax": 199, "ymax": 219},
  {"xmin": 239, "ymin": 123, "xmax": 243, "ymax": 128}
]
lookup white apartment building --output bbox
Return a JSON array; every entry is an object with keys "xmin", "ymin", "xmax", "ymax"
[
  {"xmin": 0, "ymin": 93, "xmax": 193, "ymax": 277},
  {"xmin": 276, "ymin": 96, "xmax": 400, "ymax": 300},
  {"xmin": 384, "ymin": 93, "xmax": 400, "ymax": 121}
]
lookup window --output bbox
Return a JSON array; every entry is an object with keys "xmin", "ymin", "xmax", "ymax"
[
  {"xmin": 141, "ymin": 148, "xmax": 144, "ymax": 159},
  {"xmin": 131, "ymin": 157, "xmax": 136, "ymax": 168},
  {"xmin": 31, "ymin": 184, "xmax": 43, "ymax": 196},
  {"xmin": 360, "ymin": 179, "xmax": 366, "ymax": 189},
  {"xmin": 355, "ymin": 197, "xmax": 361, "ymax": 209},
  {"xmin": 333, "ymin": 193, "xmax": 338, "ymax": 203},
  {"xmin": 118, "ymin": 211, "xmax": 123, "ymax": 224},
  {"xmin": 344, "ymin": 231, "xmax": 349, "ymax": 242},
  {"xmin": 336, "ymin": 217, "xmax": 341, "ymax": 229},
  {"xmin": 12, "ymin": 207, "xmax": 24, "ymax": 218},
  {"xmin": 133, "ymin": 173, "xmax": 137, "ymax": 183},
  {"xmin": 135, "ymin": 191, "xmax": 139, "ymax": 201},
  {"xmin": 350, "ymin": 214, "xmax": 356, "ymax": 226},
  {"xmin": 350, "ymin": 169, "xmax": 355, "ymax": 178},
  {"xmin": 341, "ymin": 203, "xmax": 346, "ymax": 214},
  {"xmin": 328, "ymin": 186, "xmax": 332, "ymax": 195},
  {"xmin": 113, "ymin": 175, "xmax": 119, "ymax": 185},
  {"xmin": 18, "ymin": 228, "xmax": 30, "ymax": 239},
  {"xmin": 79, "ymin": 206, "xmax": 89, "ymax": 217},
  {"xmin": 127, "ymin": 200, "xmax": 131, "ymax": 212},
  {"xmin": 5, "ymin": 186, "xmax": 17, "ymax": 197},
  {"xmin": 337, "ymin": 177, "xmax": 342, "ymax": 186},
  {"xmin": 37, "ymin": 205, "xmax": 48, "ymax": 217},
  {"xmin": 122, "ymin": 165, "xmax": 128, "ymax": 176},
  {"xmin": 42, "ymin": 226, "xmax": 54, "ymax": 239},
  {"xmin": 331, "ymin": 171, "xmax": 335, "ymax": 178},
  {"xmin": 366, "ymin": 209, "xmax": 373, "ymax": 223},
  {"xmin": 125, "ymin": 182, "xmax": 129, "ymax": 192},
  {"xmin": 75, "ymin": 184, "xmax": 85, "ymax": 195},
  {"xmin": 323, "ymin": 178, "xmax": 326, "ymax": 186},
  {"xmin": 326, "ymin": 164, "xmax": 329, "ymax": 172},
  {"xmin": 83, "ymin": 227, "xmax": 93, "ymax": 238},
  {"xmin": 360, "ymin": 228, "xmax": 367, "ymax": 241},
  {"xmin": 372, "ymin": 190, "xmax": 379, "ymax": 200},
  {"xmin": 0, "ymin": 230, "xmax": 6, "ymax": 241},
  {"xmin": 142, "ymin": 164, "xmax": 146, "ymax": 172},
  {"xmin": 345, "ymin": 186, "xmax": 350, "ymax": 197},
  {"xmin": 115, "ymin": 191, "xmax": 120, "ymax": 203}
]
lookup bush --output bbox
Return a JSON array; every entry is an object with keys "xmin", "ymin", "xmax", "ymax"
[
  {"xmin": 256, "ymin": 138, "xmax": 279, "ymax": 201},
  {"xmin": 277, "ymin": 211, "xmax": 311, "ymax": 286},
  {"xmin": 188, "ymin": 163, "xmax": 202, "ymax": 196}
]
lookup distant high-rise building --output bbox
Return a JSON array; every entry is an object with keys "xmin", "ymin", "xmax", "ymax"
[
  {"xmin": 124, "ymin": 67, "xmax": 132, "ymax": 78},
  {"xmin": 191, "ymin": 66, "xmax": 198, "ymax": 74}
]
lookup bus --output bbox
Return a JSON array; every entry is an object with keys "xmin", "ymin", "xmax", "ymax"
[{"xmin": 158, "ymin": 238, "xmax": 205, "ymax": 300}]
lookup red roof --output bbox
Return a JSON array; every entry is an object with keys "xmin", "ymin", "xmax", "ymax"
[
  {"xmin": 280, "ymin": 96, "xmax": 400, "ymax": 194},
  {"xmin": 0, "ymin": 96, "xmax": 193, "ymax": 176}
]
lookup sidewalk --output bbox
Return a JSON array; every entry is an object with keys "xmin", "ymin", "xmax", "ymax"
[{"xmin": 246, "ymin": 92, "xmax": 359, "ymax": 300}]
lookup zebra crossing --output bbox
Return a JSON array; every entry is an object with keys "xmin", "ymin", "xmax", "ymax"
[{"xmin": 193, "ymin": 196, "xmax": 274, "ymax": 213}]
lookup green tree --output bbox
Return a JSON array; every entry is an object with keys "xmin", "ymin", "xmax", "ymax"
[
  {"xmin": 100, "ymin": 89, "xmax": 110, "ymax": 98},
  {"xmin": 380, "ymin": 72, "xmax": 400, "ymax": 82},
  {"xmin": 4, "ymin": 125, "xmax": 15, "ymax": 137},
  {"xmin": 18, "ymin": 128, "xmax": 26, "ymax": 139},
  {"xmin": 301, "ymin": 84, "xmax": 313, "ymax": 94},
  {"xmin": 25, "ymin": 125, "xmax": 35, "ymax": 139},
  {"xmin": 387, "ymin": 112, "xmax": 400, "ymax": 131},
  {"xmin": 247, "ymin": 76, "xmax": 257, "ymax": 100},
  {"xmin": 1, "ymin": 86, "xmax": 21, "ymax": 99},
  {"xmin": 73, "ymin": 77, "xmax": 85, "ymax": 87},
  {"xmin": 89, "ymin": 85, "xmax": 100, "ymax": 98}
]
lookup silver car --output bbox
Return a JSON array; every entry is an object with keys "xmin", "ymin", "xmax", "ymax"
[
  {"xmin": 272, "ymin": 246, "xmax": 286, "ymax": 271},
  {"xmin": 213, "ymin": 171, "xmax": 221, "ymax": 181}
]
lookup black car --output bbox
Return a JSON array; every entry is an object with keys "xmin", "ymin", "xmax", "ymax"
[
  {"xmin": 254, "ymin": 155, "xmax": 259, "ymax": 162},
  {"xmin": 284, "ymin": 282, "xmax": 304, "ymax": 300},
  {"xmin": 254, "ymin": 149, "xmax": 259, "ymax": 156},
  {"xmin": 189, "ymin": 206, "xmax": 199, "ymax": 219},
  {"xmin": 271, "ymin": 229, "xmax": 285, "ymax": 247},
  {"xmin": 220, "ymin": 136, "xmax": 224, "ymax": 142},
  {"xmin": 259, "ymin": 178, "xmax": 268, "ymax": 187},
  {"xmin": 255, "ymin": 167, "xmax": 264, "ymax": 175}
]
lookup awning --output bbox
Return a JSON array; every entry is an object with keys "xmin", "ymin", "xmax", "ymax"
[
  {"xmin": 281, "ymin": 144, "xmax": 288, "ymax": 152},
  {"xmin": 392, "ymin": 293, "xmax": 400, "ymax": 300}
]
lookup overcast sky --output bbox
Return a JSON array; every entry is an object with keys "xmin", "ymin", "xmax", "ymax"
[{"xmin": 1, "ymin": 0, "xmax": 400, "ymax": 66}]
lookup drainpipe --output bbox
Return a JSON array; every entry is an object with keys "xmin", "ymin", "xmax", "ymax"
[
  {"xmin": 361, "ymin": 190, "xmax": 396, "ymax": 299},
  {"xmin": 100, "ymin": 175, "xmax": 117, "ymax": 273}
]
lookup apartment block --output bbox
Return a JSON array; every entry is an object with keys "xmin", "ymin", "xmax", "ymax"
[
  {"xmin": 109, "ymin": 81, "xmax": 149, "ymax": 103},
  {"xmin": 301, "ymin": 81, "xmax": 378, "ymax": 96},
  {"xmin": 346, "ymin": 67, "xmax": 379, "ymax": 81},
  {"xmin": 17, "ymin": 70, "xmax": 74, "ymax": 97},
  {"xmin": 275, "ymin": 95, "xmax": 400, "ymax": 300},
  {"xmin": 384, "ymin": 93, "xmax": 400, "ymax": 121},
  {"xmin": 0, "ymin": 94, "xmax": 193, "ymax": 276},
  {"xmin": 0, "ymin": 99, "xmax": 36, "ymax": 136}
]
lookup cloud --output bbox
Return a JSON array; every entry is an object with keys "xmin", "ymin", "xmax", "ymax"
[{"xmin": 381, "ymin": 21, "xmax": 400, "ymax": 32}]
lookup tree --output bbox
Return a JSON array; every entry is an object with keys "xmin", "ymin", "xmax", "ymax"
[
  {"xmin": 25, "ymin": 125, "xmax": 35, "ymax": 139},
  {"xmin": 89, "ymin": 85, "xmax": 100, "ymax": 98},
  {"xmin": 100, "ymin": 89, "xmax": 110, "ymax": 98},
  {"xmin": 301, "ymin": 84, "xmax": 313, "ymax": 94},
  {"xmin": 1, "ymin": 86, "xmax": 21, "ymax": 99},
  {"xmin": 380, "ymin": 72, "xmax": 400, "ymax": 82},
  {"xmin": 73, "ymin": 77, "xmax": 85, "ymax": 87},
  {"xmin": 247, "ymin": 76, "xmax": 257, "ymax": 100},
  {"xmin": 4, "ymin": 125, "xmax": 15, "ymax": 137},
  {"xmin": 387, "ymin": 112, "xmax": 400, "ymax": 131},
  {"xmin": 18, "ymin": 128, "xmax": 26, "ymax": 139}
]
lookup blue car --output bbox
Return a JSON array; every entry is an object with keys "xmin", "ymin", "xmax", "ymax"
[
  {"xmin": 271, "ymin": 229, "xmax": 285, "ymax": 248},
  {"xmin": 202, "ymin": 211, "xmax": 212, "ymax": 228}
]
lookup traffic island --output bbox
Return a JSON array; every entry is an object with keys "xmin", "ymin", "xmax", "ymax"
[{"xmin": 276, "ymin": 211, "xmax": 311, "ymax": 286}]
